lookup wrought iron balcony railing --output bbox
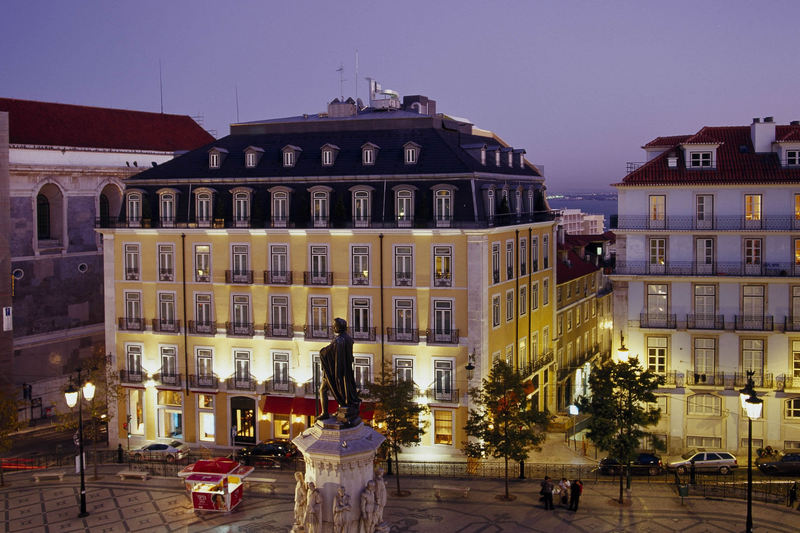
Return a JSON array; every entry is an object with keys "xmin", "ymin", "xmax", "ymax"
[
  {"xmin": 154, "ymin": 372, "xmax": 182, "ymax": 387},
  {"xmin": 125, "ymin": 268, "xmax": 139, "ymax": 281},
  {"xmin": 118, "ymin": 317, "xmax": 144, "ymax": 331},
  {"xmin": 152, "ymin": 318, "xmax": 180, "ymax": 333},
  {"xmin": 120, "ymin": 369, "xmax": 144, "ymax": 385},
  {"xmin": 734, "ymin": 315, "xmax": 774, "ymax": 331},
  {"xmin": 264, "ymin": 270, "xmax": 292, "ymax": 285},
  {"xmin": 303, "ymin": 271, "xmax": 333, "ymax": 286},
  {"xmin": 395, "ymin": 272, "xmax": 413, "ymax": 286},
  {"xmin": 225, "ymin": 270, "xmax": 254, "ymax": 284},
  {"xmin": 434, "ymin": 274, "xmax": 452, "ymax": 287},
  {"xmin": 686, "ymin": 314, "xmax": 725, "ymax": 330},
  {"xmin": 785, "ymin": 316, "xmax": 800, "ymax": 332},
  {"xmin": 352, "ymin": 273, "xmax": 370, "ymax": 286},
  {"xmin": 734, "ymin": 372, "xmax": 773, "ymax": 389},
  {"xmin": 225, "ymin": 322, "xmax": 254, "ymax": 337},
  {"xmin": 265, "ymin": 378, "xmax": 293, "ymax": 393},
  {"xmin": 386, "ymin": 327, "xmax": 420, "ymax": 343},
  {"xmin": 226, "ymin": 374, "xmax": 258, "ymax": 392},
  {"xmin": 304, "ymin": 325, "xmax": 333, "ymax": 340},
  {"xmin": 614, "ymin": 261, "xmax": 800, "ymax": 277},
  {"xmin": 188, "ymin": 320, "xmax": 217, "ymax": 335},
  {"xmin": 349, "ymin": 327, "xmax": 376, "ymax": 342},
  {"xmin": 426, "ymin": 328, "xmax": 459, "ymax": 345},
  {"xmin": 616, "ymin": 214, "xmax": 800, "ymax": 232},
  {"xmin": 427, "ymin": 388, "xmax": 459, "ymax": 404},
  {"xmin": 158, "ymin": 269, "xmax": 174, "ymax": 282},
  {"xmin": 265, "ymin": 323, "xmax": 293, "ymax": 339},
  {"xmin": 686, "ymin": 371, "xmax": 725, "ymax": 386},
  {"xmin": 639, "ymin": 313, "xmax": 677, "ymax": 329},
  {"xmin": 189, "ymin": 374, "xmax": 219, "ymax": 389}
]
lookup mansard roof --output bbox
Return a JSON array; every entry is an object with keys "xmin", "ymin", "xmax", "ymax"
[{"xmin": 0, "ymin": 97, "xmax": 214, "ymax": 151}]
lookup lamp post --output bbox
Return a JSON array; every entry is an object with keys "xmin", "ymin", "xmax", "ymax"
[
  {"xmin": 739, "ymin": 370, "xmax": 763, "ymax": 533},
  {"xmin": 65, "ymin": 369, "xmax": 95, "ymax": 518}
]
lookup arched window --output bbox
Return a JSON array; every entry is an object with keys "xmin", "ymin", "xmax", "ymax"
[
  {"xmin": 434, "ymin": 189, "xmax": 452, "ymax": 227},
  {"xmin": 353, "ymin": 190, "xmax": 370, "ymax": 227},
  {"xmin": 37, "ymin": 194, "xmax": 50, "ymax": 240},
  {"xmin": 196, "ymin": 192, "xmax": 212, "ymax": 226},
  {"xmin": 312, "ymin": 191, "xmax": 329, "ymax": 227},
  {"xmin": 396, "ymin": 189, "xmax": 413, "ymax": 227}
]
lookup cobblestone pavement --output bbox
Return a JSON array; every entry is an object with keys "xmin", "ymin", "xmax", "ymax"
[{"xmin": 2, "ymin": 467, "xmax": 799, "ymax": 533}]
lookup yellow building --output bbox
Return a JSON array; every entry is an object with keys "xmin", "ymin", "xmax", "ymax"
[{"xmin": 101, "ymin": 93, "xmax": 556, "ymax": 458}]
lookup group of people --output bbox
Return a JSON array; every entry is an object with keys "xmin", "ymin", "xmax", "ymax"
[{"xmin": 540, "ymin": 476, "xmax": 583, "ymax": 511}]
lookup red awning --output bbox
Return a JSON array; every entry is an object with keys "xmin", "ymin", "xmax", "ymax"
[
  {"xmin": 291, "ymin": 397, "xmax": 338, "ymax": 416},
  {"xmin": 261, "ymin": 395, "xmax": 294, "ymax": 414},
  {"xmin": 260, "ymin": 396, "xmax": 374, "ymax": 419},
  {"xmin": 359, "ymin": 402, "xmax": 375, "ymax": 420}
]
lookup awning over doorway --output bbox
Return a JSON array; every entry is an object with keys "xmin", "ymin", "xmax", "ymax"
[
  {"xmin": 260, "ymin": 396, "xmax": 375, "ymax": 420},
  {"xmin": 261, "ymin": 395, "xmax": 294, "ymax": 414}
]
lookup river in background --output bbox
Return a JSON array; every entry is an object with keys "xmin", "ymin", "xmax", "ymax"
[{"xmin": 547, "ymin": 195, "xmax": 618, "ymax": 230}]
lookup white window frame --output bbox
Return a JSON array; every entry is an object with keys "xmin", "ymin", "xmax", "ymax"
[
  {"xmin": 394, "ymin": 245, "xmax": 414, "ymax": 287},
  {"xmin": 194, "ymin": 244, "xmax": 211, "ymax": 283},
  {"xmin": 351, "ymin": 245, "xmax": 370, "ymax": 286},
  {"xmin": 433, "ymin": 245, "xmax": 452, "ymax": 287}
]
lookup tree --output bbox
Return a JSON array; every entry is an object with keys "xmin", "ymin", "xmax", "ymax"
[
  {"xmin": 463, "ymin": 360, "xmax": 549, "ymax": 501},
  {"xmin": 366, "ymin": 366, "xmax": 429, "ymax": 496},
  {"xmin": 577, "ymin": 357, "xmax": 664, "ymax": 504},
  {"xmin": 0, "ymin": 388, "xmax": 22, "ymax": 486}
]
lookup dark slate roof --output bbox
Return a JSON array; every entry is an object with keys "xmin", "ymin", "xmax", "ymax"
[
  {"xmin": 619, "ymin": 124, "xmax": 800, "ymax": 186},
  {"xmin": 0, "ymin": 97, "xmax": 214, "ymax": 151},
  {"xmin": 128, "ymin": 124, "xmax": 541, "ymax": 182}
]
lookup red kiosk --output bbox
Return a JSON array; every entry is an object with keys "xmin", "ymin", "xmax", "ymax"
[{"xmin": 178, "ymin": 457, "xmax": 254, "ymax": 512}]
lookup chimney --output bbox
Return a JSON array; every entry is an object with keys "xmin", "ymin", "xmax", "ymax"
[{"xmin": 751, "ymin": 117, "xmax": 776, "ymax": 153}]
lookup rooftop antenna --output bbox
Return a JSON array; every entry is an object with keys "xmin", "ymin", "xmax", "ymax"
[
  {"xmin": 354, "ymin": 50, "xmax": 359, "ymax": 103},
  {"xmin": 336, "ymin": 63, "xmax": 346, "ymax": 101},
  {"xmin": 158, "ymin": 59, "xmax": 164, "ymax": 114},
  {"xmin": 235, "ymin": 85, "xmax": 240, "ymax": 123}
]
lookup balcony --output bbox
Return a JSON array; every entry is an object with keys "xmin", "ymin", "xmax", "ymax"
[
  {"xmin": 225, "ymin": 322, "xmax": 254, "ymax": 337},
  {"xmin": 434, "ymin": 214, "xmax": 453, "ymax": 228},
  {"xmin": 734, "ymin": 372, "xmax": 773, "ymax": 389},
  {"xmin": 233, "ymin": 216, "xmax": 251, "ymax": 228},
  {"xmin": 271, "ymin": 215, "xmax": 288, "ymax": 228},
  {"xmin": 734, "ymin": 315, "xmax": 774, "ymax": 331},
  {"xmin": 120, "ymin": 369, "xmax": 144, "ymax": 385},
  {"xmin": 312, "ymin": 215, "xmax": 330, "ymax": 228},
  {"xmin": 188, "ymin": 320, "xmax": 217, "ymax": 335},
  {"xmin": 658, "ymin": 370, "xmax": 679, "ymax": 387},
  {"xmin": 159, "ymin": 216, "xmax": 176, "ymax": 228},
  {"xmin": 426, "ymin": 328, "xmax": 459, "ymax": 345},
  {"xmin": 780, "ymin": 376, "xmax": 800, "ymax": 391},
  {"xmin": 158, "ymin": 269, "xmax": 174, "ymax": 282},
  {"xmin": 304, "ymin": 382, "xmax": 321, "ymax": 396},
  {"xmin": 264, "ymin": 270, "xmax": 292, "ymax": 285},
  {"xmin": 353, "ymin": 214, "xmax": 371, "ymax": 228},
  {"xmin": 395, "ymin": 216, "xmax": 413, "ymax": 228},
  {"xmin": 265, "ymin": 323, "xmax": 293, "ymax": 339},
  {"xmin": 686, "ymin": 371, "xmax": 725, "ymax": 387},
  {"xmin": 118, "ymin": 317, "xmax": 144, "ymax": 331},
  {"xmin": 434, "ymin": 273, "xmax": 452, "ymax": 287},
  {"xmin": 507, "ymin": 267, "xmax": 514, "ymax": 280},
  {"xmin": 427, "ymin": 387, "xmax": 459, "ymax": 404},
  {"xmin": 686, "ymin": 314, "xmax": 725, "ymax": 330},
  {"xmin": 152, "ymin": 318, "xmax": 180, "ymax": 333},
  {"xmin": 265, "ymin": 378, "xmax": 293, "ymax": 394},
  {"xmin": 639, "ymin": 313, "xmax": 677, "ymax": 329},
  {"xmin": 226, "ymin": 374, "xmax": 258, "ymax": 392},
  {"xmin": 615, "ymin": 214, "xmax": 800, "ymax": 232},
  {"xmin": 304, "ymin": 325, "xmax": 333, "ymax": 340},
  {"xmin": 304, "ymin": 271, "xmax": 333, "ymax": 286},
  {"xmin": 196, "ymin": 217, "xmax": 212, "ymax": 228},
  {"xmin": 352, "ymin": 273, "xmax": 370, "ymax": 286},
  {"xmin": 785, "ymin": 316, "xmax": 800, "ymax": 332},
  {"xmin": 615, "ymin": 261, "xmax": 800, "ymax": 277},
  {"xmin": 492, "ymin": 271, "xmax": 500, "ymax": 284},
  {"xmin": 518, "ymin": 351, "xmax": 555, "ymax": 379},
  {"xmin": 225, "ymin": 270, "xmax": 254, "ymax": 284},
  {"xmin": 386, "ymin": 327, "xmax": 420, "ymax": 343},
  {"xmin": 189, "ymin": 374, "xmax": 219, "ymax": 390},
  {"xmin": 154, "ymin": 372, "xmax": 182, "ymax": 387},
  {"xmin": 349, "ymin": 327, "xmax": 376, "ymax": 342},
  {"xmin": 395, "ymin": 272, "xmax": 413, "ymax": 287},
  {"xmin": 125, "ymin": 268, "xmax": 139, "ymax": 281}
]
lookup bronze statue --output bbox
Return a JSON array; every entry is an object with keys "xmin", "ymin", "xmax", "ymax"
[{"xmin": 318, "ymin": 317, "xmax": 361, "ymax": 424}]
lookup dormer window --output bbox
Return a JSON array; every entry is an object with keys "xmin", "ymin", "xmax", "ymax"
[
  {"xmin": 320, "ymin": 143, "xmax": 340, "ymax": 167},
  {"xmin": 527, "ymin": 190, "xmax": 534, "ymax": 213},
  {"xmin": 433, "ymin": 187, "xmax": 454, "ymax": 228},
  {"xmin": 519, "ymin": 153, "xmax": 525, "ymax": 168},
  {"xmin": 244, "ymin": 146, "xmax": 263, "ymax": 169},
  {"xmin": 282, "ymin": 145, "xmax": 301, "ymax": 168},
  {"xmin": 515, "ymin": 190, "xmax": 522, "ymax": 214},
  {"xmin": 495, "ymin": 151, "xmax": 501, "ymax": 166},
  {"xmin": 208, "ymin": 147, "xmax": 227, "ymax": 169},
  {"xmin": 508, "ymin": 152, "xmax": 513, "ymax": 167},
  {"xmin": 362, "ymin": 143, "xmax": 379, "ymax": 166},
  {"xmin": 269, "ymin": 186, "xmax": 292, "ymax": 228},
  {"xmin": 246, "ymin": 152, "xmax": 256, "ymax": 168},
  {"xmin": 480, "ymin": 147, "xmax": 486, "ymax": 165},
  {"xmin": 788, "ymin": 150, "xmax": 800, "ymax": 166},
  {"xmin": 403, "ymin": 142, "xmax": 420, "ymax": 165},
  {"xmin": 690, "ymin": 151, "xmax": 712, "ymax": 168}
]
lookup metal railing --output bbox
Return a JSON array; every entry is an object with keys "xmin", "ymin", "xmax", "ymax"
[
  {"xmin": 352, "ymin": 274, "xmax": 370, "ymax": 285},
  {"xmin": 386, "ymin": 327, "xmax": 420, "ymax": 343},
  {"xmin": 686, "ymin": 371, "xmax": 725, "ymax": 386},
  {"xmin": 151, "ymin": 318, "xmax": 180, "ymax": 333},
  {"xmin": 303, "ymin": 271, "xmax": 333, "ymax": 285},
  {"xmin": 616, "ymin": 214, "xmax": 800, "ymax": 232},
  {"xmin": 158, "ymin": 269, "xmax": 174, "ymax": 281},
  {"xmin": 120, "ymin": 369, "xmax": 144, "ymax": 385},
  {"xmin": 615, "ymin": 261, "xmax": 800, "ymax": 277},
  {"xmin": 154, "ymin": 372, "xmax": 182, "ymax": 387},
  {"xmin": 395, "ymin": 272, "xmax": 413, "ymax": 286},
  {"xmin": 427, "ymin": 388, "xmax": 460, "ymax": 404},
  {"xmin": 349, "ymin": 327, "xmax": 377, "ymax": 341},
  {"xmin": 734, "ymin": 372, "xmax": 773, "ymax": 389},
  {"xmin": 264, "ymin": 270, "xmax": 292, "ymax": 285},
  {"xmin": 225, "ymin": 322, "xmax": 254, "ymax": 337},
  {"xmin": 734, "ymin": 315, "xmax": 774, "ymax": 331},
  {"xmin": 265, "ymin": 378, "xmax": 292, "ymax": 393},
  {"xmin": 304, "ymin": 325, "xmax": 333, "ymax": 340},
  {"xmin": 188, "ymin": 320, "xmax": 217, "ymax": 335},
  {"xmin": 517, "ymin": 351, "xmax": 555, "ymax": 378},
  {"xmin": 225, "ymin": 375, "xmax": 258, "ymax": 392},
  {"xmin": 225, "ymin": 270, "xmax": 254, "ymax": 284},
  {"xmin": 124, "ymin": 268, "xmax": 139, "ymax": 281},
  {"xmin": 189, "ymin": 374, "xmax": 219, "ymax": 389},
  {"xmin": 265, "ymin": 323, "xmax": 293, "ymax": 338},
  {"xmin": 426, "ymin": 328, "xmax": 459, "ymax": 345},
  {"xmin": 118, "ymin": 317, "xmax": 144, "ymax": 331},
  {"xmin": 639, "ymin": 313, "xmax": 677, "ymax": 329},
  {"xmin": 686, "ymin": 314, "xmax": 725, "ymax": 330},
  {"xmin": 785, "ymin": 316, "xmax": 800, "ymax": 332}
]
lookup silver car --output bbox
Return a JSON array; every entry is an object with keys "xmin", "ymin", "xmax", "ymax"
[
  {"xmin": 129, "ymin": 440, "xmax": 190, "ymax": 463},
  {"xmin": 668, "ymin": 449, "xmax": 738, "ymax": 475}
]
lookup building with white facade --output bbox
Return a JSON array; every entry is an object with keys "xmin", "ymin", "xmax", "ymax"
[
  {"xmin": 612, "ymin": 117, "xmax": 800, "ymax": 454},
  {"xmin": 556, "ymin": 208, "xmax": 605, "ymax": 235}
]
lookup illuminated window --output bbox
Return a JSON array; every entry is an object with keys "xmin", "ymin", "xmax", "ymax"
[{"xmin": 433, "ymin": 410, "xmax": 453, "ymax": 445}]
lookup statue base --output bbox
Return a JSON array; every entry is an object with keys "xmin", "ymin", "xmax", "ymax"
[{"xmin": 292, "ymin": 420, "xmax": 385, "ymax": 533}]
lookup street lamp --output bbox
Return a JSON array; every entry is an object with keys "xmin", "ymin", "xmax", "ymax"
[
  {"xmin": 465, "ymin": 349, "xmax": 476, "ymax": 382},
  {"xmin": 65, "ymin": 369, "xmax": 95, "ymax": 518},
  {"xmin": 739, "ymin": 370, "xmax": 763, "ymax": 533}
]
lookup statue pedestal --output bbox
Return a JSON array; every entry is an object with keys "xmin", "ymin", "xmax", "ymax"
[{"xmin": 293, "ymin": 420, "xmax": 385, "ymax": 533}]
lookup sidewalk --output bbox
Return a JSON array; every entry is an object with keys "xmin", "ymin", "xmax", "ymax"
[{"xmin": 1, "ymin": 465, "xmax": 798, "ymax": 532}]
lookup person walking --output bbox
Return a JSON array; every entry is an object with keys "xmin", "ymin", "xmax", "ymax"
[
  {"xmin": 568, "ymin": 479, "xmax": 583, "ymax": 511},
  {"xmin": 540, "ymin": 476, "xmax": 555, "ymax": 510},
  {"xmin": 788, "ymin": 481, "xmax": 797, "ymax": 508},
  {"xmin": 558, "ymin": 478, "xmax": 570, "ymax": 506}
]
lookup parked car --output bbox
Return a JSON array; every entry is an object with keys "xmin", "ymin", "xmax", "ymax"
[
  {"xmin": 599, "ymin": 453, "xmax": 663, "ymax": 476},
  {"xmin": 757, "ymin": 449, "xmax": 800, "ymax": 476},
  {"xmin": 236, "ymin": 439, "xmax": 298, "ymax": 467},
  {"xmin": 129, "ymin": 440, "xmax": 190, "ymax": 463},
  {"xmin": 667, "ymin": 449, "xmax": 738, "ymax": 474}
]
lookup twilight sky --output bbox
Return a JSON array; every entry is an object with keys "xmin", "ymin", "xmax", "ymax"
[{"xmin": 2, "ymin": 0, "xmax": 798, "ymax": 193}]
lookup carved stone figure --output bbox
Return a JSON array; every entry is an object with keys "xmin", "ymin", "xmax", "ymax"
[
  {"xmin": 360, "ymin": 480, "xmax": 377, "ymax": 533},
  {"xmin": 292, "ymin": 472, "xmax": 307, "ymax": 527},
  {"xmin": 318, "ymin": 317, "xmax": 361, "ymax": 423},
  {"xmin": 374, "ymin": 468, "xmax": 387, "ymax": 524},
  {"xmin": 332, "ymin": 485, "xmax": 351, "ymax": 533},
  {"xmin": 304, "ymin": 481, "xmax": 322, "ymax": 533}
]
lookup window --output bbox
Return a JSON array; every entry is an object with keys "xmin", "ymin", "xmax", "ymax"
[
  {"xmin": 272, "ymin": 191, "xmax": 288, "ymax": 227},
  {"xmin": 351, "ymin": 298, "xmax": 371, "ymax": 338},
  {"xmin": 532, "ymin": 282, "xmax": 539, "ymax": 310},
  {"xmin": 312, "ymin": 191, "xmax": 328, "ymax": 226},
  {"xmin": 395, "ymin": 246, "xmax": 413, "ymax": 286},
  {"xmin": 434, "ymin": 246, "xmax": 452, "ymax": 287},
  {"xmin": 160, "ymin": 193, "xmax": 175, "ymax": 227},
  {"xmin": 270, "ymin": 296, "xmax": 289, "ymax": 334},
  {"xmin": 394, "ymin": 299, "xmax": 414, "ymax": 336},
  {"xmin": 405, "ymin": 147, "xmax": 417, "ymax": 164},
  {"xmin": 795, "ymin": 239, "xmax": 800, "ymax": 268},
  {"xmin": 311, "ymin": 297, "xmax": 329, "ymax": 336},
  {"xmin": 520, "ymin": 239, "xmax": 527, "ymax": 276},
  {"xmin": 231, "ymin": 244, "xmax": 250, "ymax": 282},
  {"xmin": 245, "ymin": 151, "xmax": 257, "ymax": 168},
  {"xmin": 491, "ymin": 243, "xmax": 500, "ymax": 283},
  {"xmin": 487, "ymin": 189, "xmax": 496, "ymax": 220},
  {"xmin": 283, "ymin": 150, "xmax": 295, "ymax": 167},
  {"xmin": 687, "ymin": 394, "xmax": 721, "ymax": 415},
  {"xmin": 362, "ymin": 146, "xmax": 375, "ymax": 165},
  {"xmin": 354, "ymin": 356, "xmax": 371, "ymax": 390},
  {"xmin": 742, "ymin": 285, "xmax": 765, "ymax": 319},
  {"xmin": 194, "ymin": 294, "xmax": 213, "ymax": 332},
  {"xmin": 233, "ymin": 192, "xmax": 250, "ymax": 226},
  {"xmin": 694, "ymin": 284, "xmax": 716, "ymax": 326},
  {"xmin": 124, "ymin": 292, "xmax": 141, "ymax": 329},
  {"xmin": 433, "ymin": 410, "xmax": 453, "ymax": 445},
  {"xmin": 231, "ymin": 295, "xmax": 251, "ymax": 334},
  {"xmin": 687, "ymin": 436, "xmax": 722, "ymax": 448},
  {"xmin": 126, "ymin": 345, "xmax": 143, "ymax": 375},
  {"xmin": 396, "ymin": 189, "xmax": 413, "ymax": 226},
  {"xmin": 543, "ymin": 279, "xmax": 549, "ymax": 305},
  {"xmin": 506, "ymin": 291, "xmax": 514, "ymax": 322},
  {"xmin": 195, "ymin": 245, "xmax": 211, "ymax": 282},
  {"xmin": 695, "ymin": 238, "xmax": 714, "ymax": 274},
  {"xmin": 793, "ymin": 340, "xmax": 800, "ymax": 379},
  {"xmin": 322, "ymin": 148, "xmax": 334, "ymax": 166},
  {"xmin": 646, "ymin": 284, "xmax": 668, "ymax": 318},
  {"xmin": 647, "ymin": 336, "xmax": 667, "ymax": 373},
  {"xmin": 395, "ymin": 358, "xmax": 413, "ymax": 382},
  {"xmin": 124, "ymin": 244, "xmax": 140, "ymax": 280},
  {"xmin": 269, "ymin": 244, "xmax": 289, "ymax": 283},
  {"xmin": 127, "ymin": 193, "xmax": 141, "ymax": 224},
  {"xmin": 492, "ymin": 295, "xmax": 501, "ymax": 327},
  {"xmin": 557, "ymin": 315, "xmax": 563, "ymax": 336},
  {"xmin": 434, "ymin": 360, "xmax": 453, "ymax": 400},
  {"xmin": 742, "ymin": 338, "xmax": 764, "ymax": 377},
  {"xmin": 649, "ymin": 195, "xmax": 665, "ymax": 229},
  {"xmin": 519, "ymin": 286, "xmax": 527, "ymax": 316},
  {"xmin": 433, "ymin": 300, "xmax": 453, "ymax": 337},
  {"xmin": 209, "ymin": 152, "xmax": 220, "ymax": 168},
  {"xmin": 576, "ymin": 305, "xmax": 581, "ymax": 326},
  {"xmin": 566, "ymin": 310, "xmax": 572, "ymax": 331},
  {"xmin": 788, "ymin": 150, "xmax": 800, "ymax": 166},
  {"xmin": 745, "ymin": 194, "xmax": 762, "ymax": 221},
  {"xmin": 649, "ymin": 238, "xmax": 666, "ymax": 271},
  {"xmin": 198, "ymin": 394, "xmax": 215, "ymax": 442},
  {"xmin": 311, "ymin": 246, "xmax": 329, "ymax": 281},
  {"xmin": 542, "ymin": 235, "xmax": 549, "ymax": 268},
  {"xmin": 196, "ymin": 192, "xmax": 212, "ymax": 226},
  {"xmin": 506, "ymin": 242, "xmax": 514, "ymax": 280},
  {"xmin": 196, "ymin": 349, "xmax": 213, "ymax": 379},
  {"xmin": 480, "ymin": 147, "xmax": 486, "ymax": 165},
  {"xmin": 158, "ymin": 293, "xmax": 176, "ymax": 331},
  {"xmin": 532, "ymin": 237, "xmax": 539, "ymax": 272},
  {"xmin": 744, "ymin": 238, "xmax": 762, "ymax": 270},
  {"xmin": 786, "ymin": 399, "xmax": 800, "ymax": 419},
  {"xmin": 495, "ymin": 150, "xmax": 501, "ymax": 166},
  {"xmin": 353, "ymin": 190, "xmax": 370, "ymax": 226},
  {"xmin": 690, "ymin": 152, "xmax": 712, "ymax": 168},
  {"xmin": 234, "ymin": 351, "xmax": 251, "ymax": 383},
  {"xmin": 351, "ymin": 246, "xmax": 370, "ymax": 285},
  {"xmin": 434, "ymin": 189, "xmax": 452, "ymax": 226},
  {"xmin": 696, "ymin": 195, "xmax": 713, "ymax": 229},
  {"xmin": 160, "ymin": 346, "xmax": 177, "ymax": 378},
  {"xmin": 693, "ymin": 338, "xmax": 715, "ymax": 376}
]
